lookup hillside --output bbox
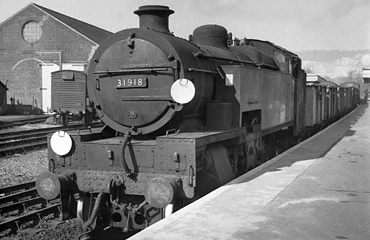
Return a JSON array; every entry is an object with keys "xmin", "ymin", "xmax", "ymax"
[{"xmin": 297, "ymin": 49, "xmax": 370, "ymax": 85}]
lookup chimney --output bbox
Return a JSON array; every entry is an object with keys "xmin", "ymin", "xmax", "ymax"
[{"xmin": 134, "ymin": 5, "xmax": 174, "ymax": 34}]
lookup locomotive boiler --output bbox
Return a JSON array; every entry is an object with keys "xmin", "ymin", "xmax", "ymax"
[{"xmin": 36, "ymin": 5, "xmax": 306, "ymax": 237}]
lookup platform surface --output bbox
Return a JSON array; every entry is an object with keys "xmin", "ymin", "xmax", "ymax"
[{"xmin": 130, "ymin": 104, "xmax": 370, "ymax": 240}]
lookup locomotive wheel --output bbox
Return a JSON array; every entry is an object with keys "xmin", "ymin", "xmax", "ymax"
[{"xmin": 77, "ymin": 193, "xmax": 97, "ymax": 231}]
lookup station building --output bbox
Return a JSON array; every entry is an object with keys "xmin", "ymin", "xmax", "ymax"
[{"xmin": 0, "ymin": 3, "xmax": 112, "ymax": 114}]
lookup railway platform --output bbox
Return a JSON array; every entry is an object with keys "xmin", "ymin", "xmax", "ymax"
[{"xmin": 130, "ymin": 103, "xmax": 370, "ymax": 240}]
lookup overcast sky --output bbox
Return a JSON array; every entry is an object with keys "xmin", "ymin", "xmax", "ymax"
[{"xmin": 0, "ymin": 0, "xmax": 369, "ymax": 52}]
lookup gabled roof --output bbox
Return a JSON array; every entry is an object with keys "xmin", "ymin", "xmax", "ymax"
[
  {"xmin": 33, "ymin": 3, "xmax": 112, "ymax": 44},
  {"xmin": 1, "ymin": 3, "xmax": 112, "ymax": 45}
]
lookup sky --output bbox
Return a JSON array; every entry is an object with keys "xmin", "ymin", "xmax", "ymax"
[{"xmin": 0, "ymin": 0, "xmax": 369, "ymax": 52}]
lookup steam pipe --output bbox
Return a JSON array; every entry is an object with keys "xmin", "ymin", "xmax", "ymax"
[
  {"xmin": 119, "ymin": 131, "xmax": 132, "ymax": 176},
  {"xmin": 82, "ymin": 192, "xmax": 103, "ymax": 232}
]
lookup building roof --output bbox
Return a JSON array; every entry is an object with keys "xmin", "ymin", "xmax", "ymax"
[
  {"xmin": 0, "ymin": 81, "xmax": 8, "ymax": 90},
  {"xmin": 1, "ymin": 3, "xmax": 112, "ymax": 45},
  {"xmin": 33, "ymin": 3, "xmax": 112, "ymax": 44}
]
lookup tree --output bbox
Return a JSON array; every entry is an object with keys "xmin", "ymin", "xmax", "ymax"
[
  {"xmin": 304, "ymin": 67, "xmax": 314, "ymax": 74},
  {"xmin": 347, "ymin": 69, "xmax": 362, "ymax": 84}
]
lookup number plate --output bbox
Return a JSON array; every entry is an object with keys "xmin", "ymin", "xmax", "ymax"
[{"xmin": 116, "ymin": 77, "xmax": 147, "ymax": 88}]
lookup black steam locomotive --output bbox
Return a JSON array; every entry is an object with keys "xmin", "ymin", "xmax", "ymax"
[{"xmin": 36, "ymin": 5, "xmax": 354, "ymax": 238}]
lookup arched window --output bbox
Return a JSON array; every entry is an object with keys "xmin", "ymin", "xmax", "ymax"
[{"xmin": 22, "ymin": 21, "xmax": 42, "ymax": 43}]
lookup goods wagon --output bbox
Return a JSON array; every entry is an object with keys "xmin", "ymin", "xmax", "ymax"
[
  {"xmin": 305, "ymin": 74, "xmax": 329, "ymax": 134},
  {"xmin": 340, "ymin": 82, "xmax": 360, "ymax": 109},
  {"xmin": 50, "ymin": 70, "xmax": 95, "ymax": 126},
  {"xmin": 320, "ymin": 80, "xmax": 339, "ymax": 124},
  {"xmin": 305, "ymin": 74, "xmax": 358, "ymax": 137}
]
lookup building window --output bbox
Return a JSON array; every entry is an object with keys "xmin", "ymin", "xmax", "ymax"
[{"xmin": 22, "ymin": 21, "xmax": 42, "ymax": 43}]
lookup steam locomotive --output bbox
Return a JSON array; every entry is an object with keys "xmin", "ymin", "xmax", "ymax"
[{"xmin": 35, "ymin": 5, "xmax": 358, "ymax": 238}]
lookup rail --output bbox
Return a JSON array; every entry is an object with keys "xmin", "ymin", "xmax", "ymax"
[
  {"xmin": 0, "ymin": 122, "xmax": 103, "ymax": 156},
  {"xmin": 0, "ymin": 181, "xmax": 61, "ymax": 237}
]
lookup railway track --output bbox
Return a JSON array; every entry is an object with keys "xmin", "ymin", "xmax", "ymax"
[
  {"xmin": 0, "ymin": 181, "xmax": 61, "ymax": 237},
  {"xmin": 0, "ymin": 122, "xmax": 103, "ymax": 157},
  {"xmin": 0, "ymin": 136, "xmax": 47, "ymax": 157},
  {"xmin": 0, "ymin": 116, "xmax": 49, "ymax": 130}
]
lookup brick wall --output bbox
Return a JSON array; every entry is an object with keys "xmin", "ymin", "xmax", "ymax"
[{"xmin": 0, "ymin": 5, "xmax": 98, "ymax": 109}]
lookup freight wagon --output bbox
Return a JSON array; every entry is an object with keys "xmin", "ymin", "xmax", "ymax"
[{"xmin": 50, "ymin": 70, "xmax": 95, "ymax": 126}]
